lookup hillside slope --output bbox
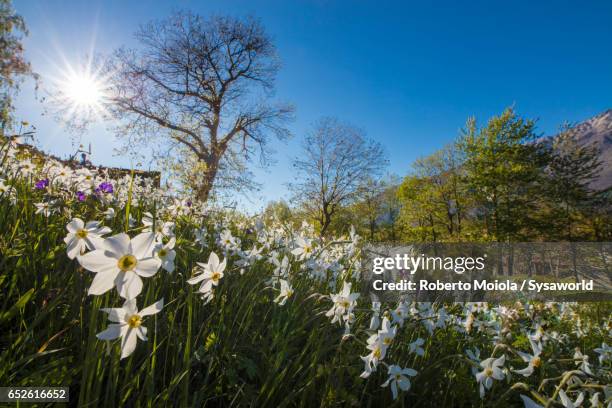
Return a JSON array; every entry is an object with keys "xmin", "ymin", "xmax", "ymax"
[{"xmin": 548, "ymin": 109, "xmax": 612, "ymax": 191}]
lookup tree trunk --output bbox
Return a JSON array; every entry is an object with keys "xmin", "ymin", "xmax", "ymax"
[{"xmin": 195, "ymin": 156, "xmax": 219, "ymax": 202}]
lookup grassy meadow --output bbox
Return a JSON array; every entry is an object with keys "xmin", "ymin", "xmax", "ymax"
[{"xmin": 0, "ymin": 139, "xmax": 611, "ymax": 408}]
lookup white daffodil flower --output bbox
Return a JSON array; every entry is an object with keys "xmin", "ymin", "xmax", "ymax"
[
  {"xmin": 325, "ymin": 282, "xmax": 359, "ymax": 325},
  {"xmin": 291, "ymin": 236, "xmax": 314, "ymax": 261},
  {"xmin": 0, "ymin": 178, "xmax": 16, "ymax": 203},
  {"xmin": 593, "ymin": 342, "xmax": 611, "ymax": 364},
  {"xmin": 529, "ymin": 323, "xmax": 548, "ymax": 343},
  {"xmin": 573, "ymin": 348, "xmax": 593, "ymax": 375},
  {"xmin": 268, "ymin": 254, "xmax": 289, "ymax": 285},
  {"xmin": 219, "ymin": 229, "xmax": 238, "ymax": 251},
  {"xmin": 77, "ymin": 232, "xmax": 160, "ymax": 299},
  {"xmin": 378, "ymin": 316, "xmax": 397, "ymax": 349},
  {"xmin": 391, "ymin": 301, "xmax": 409, "ymax": 327},
  {"xmin": 466, "ymin": 347, "xmax": 481, "ymax": 375},
  {"xmin": 97, "ymin": 298, "xmax": 163, "ymax": 359},
  {"xmin": 513, "ymin": 338, "xmax": 543, "ymax": 377},
  {"xmin": 194, "ymin": 227, "xmax": 207, "ymax": 247},
  {"xmin": 274, "ymin": 279, "xmax": 294, "ymax": 306},
  {"xmin": 369, "ymin": 301, "xmax": 381, "ymax": 331},
  {"xmin": 34, "ymin": 201, "xmax": 56, "ymax": 217},
  {"xmin": 75, "ymin": 168, "xmax": 96, "ymax": 192},
  {"xmin": 103, "ymin": 207, "xmax": 116, "ymax": 220},
  {"xmin": 64, "ymin": 218, "xmax": 111, "ymax": 259},
  {"xmin": 154, "ymin": 237, "xmax": 176, "ymax": 273},
  {"xmin": 558, "ymin": 389, "xmax": 584, "ymax": 408},
  {"xmin": 409, "ymin": 338, "xmax": 425, "ymax": 356},
  {"xmin": 236, "ymin": 246, "xmax": 262, "ymax": 274},
  {"xmin": 142, "ymin": 212, "xmax": 175, "ymax": 242},
  {"xmin": 20, "ymin": 160, "xmax": 36, "ymax": 176},
  {"xmin": 187, "ymin": 252, "xmax": 226, "ymax": 300},
  {"xmin": 475, "ymin": 355, "xmax": 505, "ymax": 398},
  {"xmin": 360, "ymin": 334, "xmax": 386, "ymax": 378},
  {"xmin": 589, "ymin": 393, "xmax": 601, "ymax": 407},
  {"xmin": 381, "ymin": 365, "xmax": 417, "ymax": 400}
]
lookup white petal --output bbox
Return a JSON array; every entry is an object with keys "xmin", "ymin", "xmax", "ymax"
[
  {"xmin": 122, "ymin": 298, "xmax": 138, "ymax": 316},
  {"xmin": 517, "ymin": 351, "xmax": 531, "ymax": 363},
  {"xmin": 163, "ymin": 260, "xmax": 175, "ymax": 273},
  {"xmin": 397, "ymin": 377, "xmax": 411, "ymax": 391},
  {"xmin": 391, "ymin": 381, "xmax": 398, "ymax": 400},
  {"xmin": 78, "ymin": 250, "xmax": 117, "ymax": 273},
  {"xmin": 139, "ymin": 299, "xmax": 164, "ymax": 317},
  {"xmin": 96, "ymin": 323, "xmax": 123, "ymax": 340},
  {"xmin": 67, "ymin": 218, "xmax": 84, "ymax": 233},
  {"xmin": 166, "ymin": 237, "xmax": 176, "ymax": 249},
  {"xmin": 103, "ymin": 233, "xmax": 131, "ymax": 257},
  {"xmin": 135, "ymin": 257, "xmax": 161, "ymax": 277},
  {"xmin": 403, "ymin": 368, "xmax": 418, "ymax": 377},
  {"xmin": 208, "ymin": 252, "xmax": 220, "ymax": 269},
  {"xmin": 93, "ymin": 226, "xmax": 112, "ymax": 236},
  {"xmin": 514, "ymin": 365, "xmax": 534, "ymax": 377},
  {"xmin": 88, "ymin": 271, "xmax": 120, "ymax": 295},
  {"xmin": 66, "ymin": 239, "xmax": 84, "ymax": 260},
  {"xmin": 187, "ymin": 274, "xmax": 207, "ymax": 285},
  {"xmin": 84, "ymin": 221, "xmax": 101, "ymax": 230},
  {"xmin": 117, "ymin": 272, "xmax": 143, "ymax": 299},
  {"xmin": 120, "ymin": 328, "xmax": 138, "ymax": 359},
  {"xmin": 136, "ymin": 326, "xmax": 148, "ymax": 341},
  {"xmin": 84, "ymin": 236, "xmax": 105, "ymax": 251},
  {"xmin": 130, "ymin": 232, "xmax": 156, "ymax": 259},
  {"xmin": 199, "ymin": 279, "xmax": 214, "ymax": 293},
  {"xmin": 101, "ymin": 307, "xmax": 127, "ymax": 323}
]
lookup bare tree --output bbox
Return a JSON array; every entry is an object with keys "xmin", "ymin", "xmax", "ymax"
[
  {"xmin": 290, "ymin": 117, "xmax": 387, "ymax": 236},
  {"xmin": 104, "ymin": 12, "xmax": 293, "ymax": 201}
]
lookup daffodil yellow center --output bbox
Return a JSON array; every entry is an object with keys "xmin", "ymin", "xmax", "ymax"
[
  {"xmin": 118, "ymin": 255, "xmax": 137, "ymax": 272},
  {"xmin": 373, "ymin": 347, "xmax": 382, "ymax": 359},
  {"xmin": 340, "ymin": 300, "xmax": 350, "ymax": 309},
  {"xmin": 532, "ymin": 357, "xmax": 541, "ymax": 368},
  {"xmin": 484, "ymin": 367, "xmax": 493, "ymax": 377},
  {"xmin": 211, "ymin": 272, "xmax": 221, "ymax": 282},
  {"xmin": 158, "ymin": 249, "xmax": 167, "ymax": 257},
  {"xmin": 127, "ymin": 314, "xmax": 142, "ymax": 328},
  {"xmin": 395, "ymin": 374, "xmax": 402, "ymax": 380},
  {"xmin": 286, "ymin": 290, "xmax": 294, "ymax": 298},
  {"xmin": 76, "ymin": 229, "xmax": 88, "ymax": 239},
  {"xmin": 383, "ymin": 337, "xmax": 392, "ymax": 346}
]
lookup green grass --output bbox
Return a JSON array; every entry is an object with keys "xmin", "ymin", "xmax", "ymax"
[{"xmin": 0, "ymin": 151, "xmax": 610, "ymax": 407}]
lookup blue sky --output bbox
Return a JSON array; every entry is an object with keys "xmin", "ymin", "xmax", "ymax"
[{"xmin": 14, "ymin": 0, "xmax": 612, "ymax": 211}]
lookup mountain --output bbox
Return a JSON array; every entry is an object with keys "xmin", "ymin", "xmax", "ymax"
[{"xmin": 547, "ymin": 109, "xmax": 612, "ymax": 191}]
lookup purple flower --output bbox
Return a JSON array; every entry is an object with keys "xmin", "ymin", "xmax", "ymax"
[
  {"xmin": 76, "ymin": 191, "xmax": 87, "ymax": 202},
  {"xmin": 95, "ymin": 182, "xmax": 114, "ymax": 194},
  {"xmin": 35, "ymin": 178, "xmax": 49, "ymax": 190},
  {"xmin": 186, "ymin": 200, "xmax": 192, "ymax": 207}
]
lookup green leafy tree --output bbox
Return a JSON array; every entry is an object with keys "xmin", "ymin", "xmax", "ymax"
[
  {"xmin": 458, "ymin": 108, "xmax": 549, "ymax": 242},
  {"xmin": 397, "ymin": 143, "xmax": 466, "ymax": 242}
]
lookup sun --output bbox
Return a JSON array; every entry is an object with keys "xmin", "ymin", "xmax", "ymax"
[
  {"xmin": 52, "ymin": 63, "xmax": 111, "ymax": 124},
  {"xmin": 64, "ymin": 73, "xmax": 104, "ymax": 108}
]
